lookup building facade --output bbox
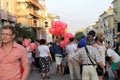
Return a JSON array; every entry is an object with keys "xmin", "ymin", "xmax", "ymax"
[
  {"xmin": 0, "ymin": 0, "xmax": 58, "ymax": 41},
  {"xmin": 112, "ymin": 0, "xmax": 120, "ymax": 43},
  {"xmin": 99, "ymin": 6, "xmax": 115, "ymax": 46}
]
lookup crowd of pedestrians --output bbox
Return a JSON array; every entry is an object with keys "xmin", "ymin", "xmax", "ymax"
[
  {"xmin": 0, "ymin": 25, "xmax": 120, "ymax": 80},
  {"xmin": 27, "ymin": 30, "xmax": 120, "ymax": 80}
]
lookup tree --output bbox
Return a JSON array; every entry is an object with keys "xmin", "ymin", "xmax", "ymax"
[
  {"xmin": 74, "ymin": 32, "xmax": 85, "ymax": 41},
  {"xmin": 14, "ymin": 23, "xmax": 36, "ymax": 41}
]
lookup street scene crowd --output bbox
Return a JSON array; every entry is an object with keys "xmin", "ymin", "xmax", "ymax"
[{"xmin": 0, "ymin": 25, "xmax": 120, "ymax": 80}]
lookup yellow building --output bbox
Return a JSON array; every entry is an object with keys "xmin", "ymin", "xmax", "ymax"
[
  {"xmin": 16, "ymin": 0, "xmax": 45, "ymax": 28},
  {"xmin": 0, "ymin": 0, "xmax": 59, "ymax": 41},
  {"xmin": 0, "ymin": 0, "xmax": 49, "ymax": 39},
  {"xmin": 0, "ymin": 0, "xmax": 16, "ymax": 26}
]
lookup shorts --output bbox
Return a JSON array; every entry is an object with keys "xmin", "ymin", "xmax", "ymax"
[
  {"xmin": 55, "ymin": 54, "xmax": 62, "ymax": 65},
  {"xmin": 111, "ymin": 62, "xmax": 119, "ymax": 71}
]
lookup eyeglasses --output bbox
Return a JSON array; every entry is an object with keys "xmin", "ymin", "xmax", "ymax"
[{"xmin": 1, "ymin": 33, "xmax": 13, "ymax": 36}]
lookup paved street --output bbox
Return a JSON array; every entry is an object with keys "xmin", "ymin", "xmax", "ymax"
[
  {"xmin": 28, "ymin": 61, "xmax": 120, "ymax": 80},
  {"xmin": 28, "ymin": 70, "xmax": 70, "ymax": 80}
]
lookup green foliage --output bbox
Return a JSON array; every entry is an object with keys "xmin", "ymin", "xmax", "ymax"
[
  {"xmin": 74, "ymin": 32, "xmax": 85, "ymax": 41},
  {"xmin": 14, "ymin": 23, "xmax": 36, "ymax": 41}
]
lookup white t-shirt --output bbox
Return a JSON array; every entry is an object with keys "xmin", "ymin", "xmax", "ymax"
[
  {"xmin": 97, "ymin": 44, "xmax": 106, "ymax": 66},
  {"xmin": 38, "ymin": 45, "xmax": 50, "ymax": 57},
  {"xmin": 26, "ymin": 46, "xmax": 32, "ymax": 58},
  {"xmin": 107, "ymin": 48, "xmax": 120, "ymax": 63},
  {"xmin": 66, "ymin": 43, "xmax": 77, "ymax": 57}
]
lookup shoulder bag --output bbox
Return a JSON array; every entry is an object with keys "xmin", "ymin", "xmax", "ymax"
[{"xmin": 85, "ymin": 46, "xmax": 104, "ymax": 76}]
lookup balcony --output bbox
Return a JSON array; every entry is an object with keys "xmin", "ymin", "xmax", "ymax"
[
  {"xmin": 29, "ymin": 8, "xmax": 39, "ymax": 18},
  {"xmin": 26, "ymin": 0, "xmax": 44, "ymax": 10},
  {"xmin": 29, "ymin": 11, "xmax": 39, "ymax": 18}
]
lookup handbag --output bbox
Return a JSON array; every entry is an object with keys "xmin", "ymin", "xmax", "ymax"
[{"xmin": 85, "ymin": 46, "xmax": 103, "ymax": 76}]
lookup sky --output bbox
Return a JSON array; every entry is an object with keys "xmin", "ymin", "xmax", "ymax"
[{"xmin": 45, "ymin": 0, "xmax": 114, "ymax": 35}]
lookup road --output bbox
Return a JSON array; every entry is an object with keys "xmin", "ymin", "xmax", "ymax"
[{"xmin": 28, "ymin": 70, "xmax": 70, "ymax": 80}]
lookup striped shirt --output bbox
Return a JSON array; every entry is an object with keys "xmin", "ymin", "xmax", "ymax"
[{"xmin": 74, "ymin": 45, "xmax": 102, "ymax": 65}]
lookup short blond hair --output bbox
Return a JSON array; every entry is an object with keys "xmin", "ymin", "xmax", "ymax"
[
  {"xmin": 105, "ymin": 44, "xmax": 110, "ymax": 49},
  {"xmin": 96, "ymin": 32, "xmax": 103, "ymax": 38}
]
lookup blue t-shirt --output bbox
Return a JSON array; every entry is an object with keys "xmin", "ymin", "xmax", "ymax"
[
  {"xmin": 51, "ymin": 43, "xmax": 63, "ymax": 55},
  {"xmin": 78, "ymin": 37, "xmax": 86, "ymax": 48}
]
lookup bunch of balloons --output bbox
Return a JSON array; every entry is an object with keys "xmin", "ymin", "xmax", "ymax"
[
  {"xmin": 59, "ymin": 32, "xmax": 73, "ymax": 48},
  {"xmin": 23, "ymin": 39, "xmax": 36, "ymax": 51},
  {"xmin": 49, "ymin": 21, "xmax": 67, "ymax": 37},
  {"xmin": 49, "ymin": 21, "xmax": 74, "ymax": 48}
]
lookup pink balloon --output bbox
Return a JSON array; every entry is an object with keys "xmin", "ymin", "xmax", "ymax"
[
  {"xmin": 23, "ymin": 39, "xmax": 30, "ymax": 47},
  {"xmin": 30, "ymin": 43, "xmax": 36, "ymax": 51}
]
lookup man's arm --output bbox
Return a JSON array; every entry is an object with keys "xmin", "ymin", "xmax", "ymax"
[
  {"xmin": 73, "ymin": 49, "xmax": 82, "ymax": 64},
  {"xmin": 97, "ymin": 61, "xmax": 106, "ymax": 74},
  {"xmin": 108, "ymin": 56, "xmax": 113, "ymax": 65},
  {"xmin": 21, "ymin": 63, "xmax": 30, "ymax": 80},
  {"xmin": 20, "ymin": 47, "xmax": 30, "ymax": 80}
]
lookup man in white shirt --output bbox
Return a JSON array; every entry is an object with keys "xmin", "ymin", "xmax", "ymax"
[{"xmin": 66, "ymin": 37, "xmax": 81, "ymax": 80}]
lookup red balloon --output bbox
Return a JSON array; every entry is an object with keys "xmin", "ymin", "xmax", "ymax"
[
  {"xmin": 64, "ymin": 33, "xmax": 69, "ymax": 38},
  {"xmin": 49, "ymin": 28, "xmax": 56, "ymax": 34},
  {"xmin": 59, "ymin": 41, "xmax": 65, "ymax": 48},
  {"xmin": 67, "ymin": 33, "xmax": 74, "ymax": 38},
  {"xmin": 62, "ymin": 23, "xmax": 67, "ymax": 30},
  {"xmin": 55, "ymin": 21, "xmax": 61, "ymax": 27},
  {"xmin": 64, "ymin": 38, "xmax": 69, "ymax": 45},
  {"xmin": 54, "ymin": 32, "xmax": 60, "ymax": 37},
  {"xmin": 51, "ymin": 21, "xmax": 56, "ymax": 27},
  {"xmin": 59, "ymin": 30, "xmax": 65, "ymax": 35},
  {"xmin": 30, "ymin": 43, "xmax": 36, "ymax": 51},
  {"xmin": 56, "ymin": 26, "xmax": 62, "ymax": 32},
  {"xmin": 23, "ymin": 39, "xmax": 30, "ymax": 47}
]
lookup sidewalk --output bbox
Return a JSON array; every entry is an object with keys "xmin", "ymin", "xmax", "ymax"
[{"xmin": 28, "ymin": 70, "xmax": 70, "ymax": 80}]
